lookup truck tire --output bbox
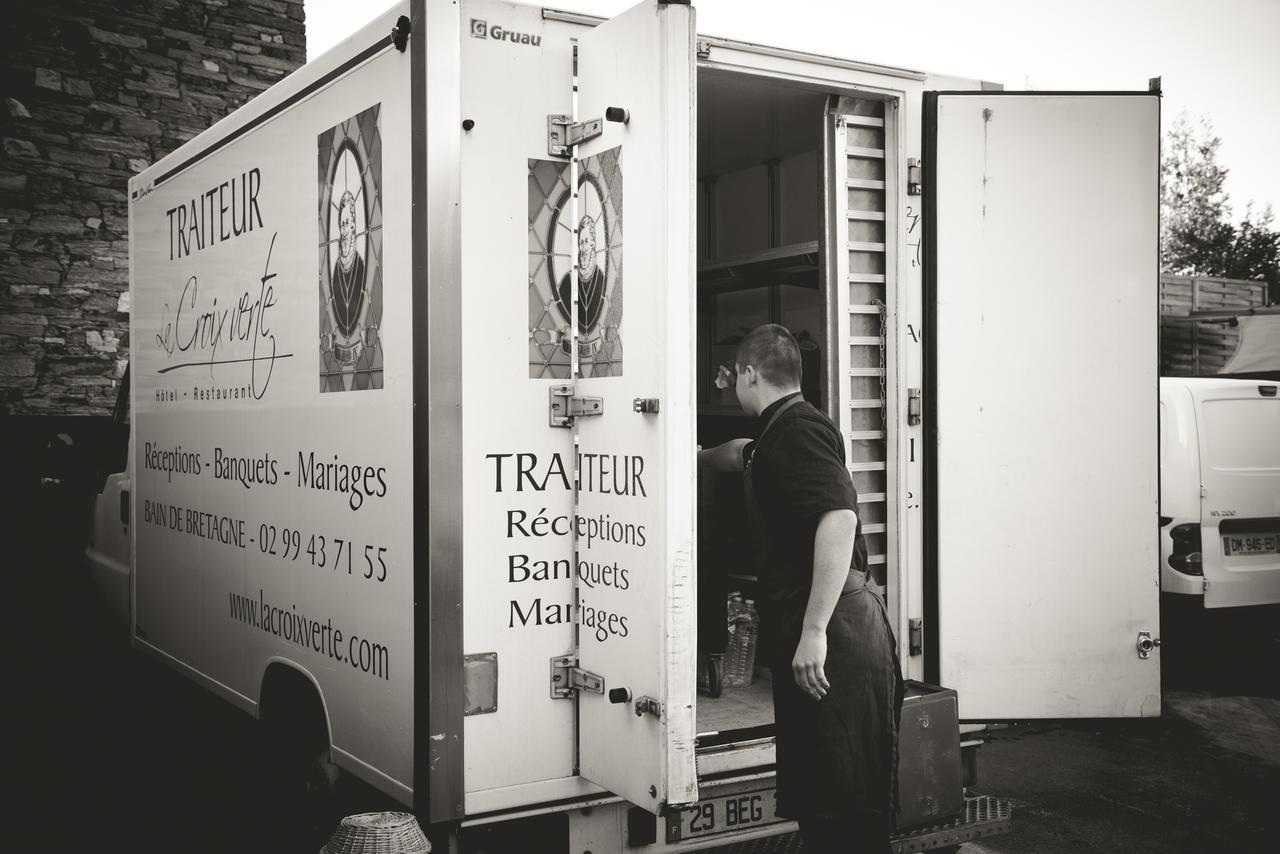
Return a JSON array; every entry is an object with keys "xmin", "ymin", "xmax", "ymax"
[
  {"xmin": 257, "ymin": 665, "xmax": 342, "ymax": 850},
  {"xmin": 260, "ymin": 739, "xmax": 341, "ymax": 850}
]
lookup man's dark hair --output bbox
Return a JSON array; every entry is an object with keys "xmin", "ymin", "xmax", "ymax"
[{"xmin": 735, "ymin": 323, "xmax": 802, "ymax": 388}]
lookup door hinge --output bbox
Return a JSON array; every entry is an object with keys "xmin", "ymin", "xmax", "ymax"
[
  {"xmin": 548, "ymin": 114, "xmax": 603, "ymax": 158},
  {"xmin": 696, "ymin": 39, "xmax": 712, "ymax": 60},
  {"xmin": 907, "ymin": 157, "xmax": 923, "ymax": 196},
  {"xmin": 1136, "ymin": 631, "xmax": 1161, "ymax": 660},
  {"xmin": 549, "ymin": 383, "xmax": 604, "ymax": 428},
  {"xmin": 550, "ymin": 655, "xmax": 605, "ymax": 699},
  {"xmin": 907, "ymin": 388, "xmax": 922, "ymax": 426},
  {"xmin": 908, "ymin": 617, "xmax": 923, "ymax": 656},
  {"xmin": 1203, "ymin": 578, "xmax": 1210, "ymax": 594}
]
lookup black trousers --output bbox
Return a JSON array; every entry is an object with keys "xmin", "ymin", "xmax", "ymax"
[{"xmin": 768, "ymin": 585, "xmax": 903, "ymax": 820}]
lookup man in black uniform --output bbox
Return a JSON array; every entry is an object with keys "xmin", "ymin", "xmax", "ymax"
[{"xmin": 699, "ymin": 324, "xmax": 904, "ymax": 853}]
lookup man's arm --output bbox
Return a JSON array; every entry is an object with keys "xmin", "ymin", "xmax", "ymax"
[
  {"xmin": 697, "ymin": 438, "xmax": 750, "ymax": 473},
  {"xmin": 792, "ymin": 508, "xmax": 857, "ymax": 700}
]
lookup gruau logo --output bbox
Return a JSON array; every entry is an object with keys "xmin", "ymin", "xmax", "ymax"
[{"xmin": 470, "ymin": 18, "xmax": 542, "ymax": 46}]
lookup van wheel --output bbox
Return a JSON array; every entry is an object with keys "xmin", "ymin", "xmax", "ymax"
[
  {"xmin": 256, "ymin": 665, "xmax": 342, "ymax": 849},
  {"xmin": 257, "ymin": 731, "xmax": 342, "ymax": 851}
]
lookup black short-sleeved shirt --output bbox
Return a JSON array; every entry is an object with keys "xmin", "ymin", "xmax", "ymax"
[{"xmin": 742, "ymin": 393, "xmax": 868, "ymax": 641}]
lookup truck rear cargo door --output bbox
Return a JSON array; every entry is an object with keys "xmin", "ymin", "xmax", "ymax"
[
  {"xmin": 571, "ymin": 0, "xmax": 698, "ymax": 813},
  {"xmin": 924, "ymin": 92, "xmax": 1161, "ymax": 719}
]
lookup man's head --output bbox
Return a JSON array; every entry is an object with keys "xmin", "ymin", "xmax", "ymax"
[
  {"xmin": 338, "ymin": 191, "xmax": 359, "ymax": 271},
  {"xmin": 733, "ymin": 323, "xmax": 802, "ymax": 416},
  {"xmin": 577, "ymin": 215, "xmax": 598, "ymax": 278}
]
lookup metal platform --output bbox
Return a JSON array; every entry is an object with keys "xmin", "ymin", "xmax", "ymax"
[
  {"xmin": 703, "ymin": 795, "xmax": 1013, "ymax": 853},
  {"xmin": 891, "ymin": 795, "xmax": 1014, "ymax": 853}
]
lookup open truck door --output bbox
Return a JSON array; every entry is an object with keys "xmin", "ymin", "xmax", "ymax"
[
  {"xmin": 924, "ymin": 92, "xmax": 1161, "ymax": 719},
  {"xmin": 570, "ymin": 0, "xmax": 698, "ymax": 812}
]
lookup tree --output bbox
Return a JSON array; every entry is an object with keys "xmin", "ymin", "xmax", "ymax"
[
  {"xmin": 1162, "ymin": 114, "xmax": 1279, "ymax": 301},
  {"xmin": 1230, "ymin": 205, "xmax": 1280, "ymax": 293}
]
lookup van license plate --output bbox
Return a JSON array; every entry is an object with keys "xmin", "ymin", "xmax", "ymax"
[
  {"xmin": 666, "ymin": 787, "xmax": 783, "ymax": 842},
  {"xmin": 1223, "ymin": 534, "xmax": 1280, "ymax": 556}
]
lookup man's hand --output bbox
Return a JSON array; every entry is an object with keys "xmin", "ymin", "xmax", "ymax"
[
  {"xmin": 714, "ymin": 363, "xmax": 736, "ymax": 390},
  {"xmin": 792, "ymin": 627, "xmax": 830, "ymax": 701}
]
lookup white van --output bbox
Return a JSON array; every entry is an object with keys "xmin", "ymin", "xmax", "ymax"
[
  {"xmin": 1160, "ymin": 377, "xmax": 1280, "ymax": 608},
  {"xmin": 86, "ymin": 1, "xmax": 1166, "ymax": 850}
]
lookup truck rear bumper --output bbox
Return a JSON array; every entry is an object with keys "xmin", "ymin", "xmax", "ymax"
[{"xmin": 697, "ymin": 794, "xmax": 1014, "ymax": 853}]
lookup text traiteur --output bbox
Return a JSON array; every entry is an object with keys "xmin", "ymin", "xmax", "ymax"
[{"xmin": 166, "ymin": 168, "xmax": 264, "ymax": 261}]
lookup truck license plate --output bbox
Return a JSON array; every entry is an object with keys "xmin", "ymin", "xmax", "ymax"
[
  {"xmin": 1223, "ymin": 534, "xmax": 1280, "ymax": 556},
  {"xmin": 666, "ymin": 786, "xmax": 783, "ymax": 842}
]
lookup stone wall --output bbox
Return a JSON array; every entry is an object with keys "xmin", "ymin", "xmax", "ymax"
[{"xmin": 1, "ymin": 0, "xmax": 306, "ymax": 414}]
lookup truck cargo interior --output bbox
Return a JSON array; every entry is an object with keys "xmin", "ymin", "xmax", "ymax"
[{"xmin": 695, "ymin": 70, "xmax": 890, "ymax": 740}]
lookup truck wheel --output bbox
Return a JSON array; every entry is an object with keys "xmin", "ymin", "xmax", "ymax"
[
  {"xmin": 257, "ymin": 724, "xmax": 342, "ymax": 850},
  {"xmin": 257, "ymin": 666, "xmax": 342, "ymax": 849}
]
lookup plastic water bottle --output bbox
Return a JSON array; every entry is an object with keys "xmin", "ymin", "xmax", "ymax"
[
  {"xmin": 727, "ymin": 591, "xmax": 745, "ymax": 625},
  {"xmin": 724, "ymin": 593, "xmax": 758, "ymax": 688}
]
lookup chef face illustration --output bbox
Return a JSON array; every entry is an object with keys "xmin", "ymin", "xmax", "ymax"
[
  {"xmin": 578, "ymin": 215, "xmax": 598, "ymax": 281},
  {"xmin": 338, "ymin": 190, "xmax": 359, "ymax": 273}
]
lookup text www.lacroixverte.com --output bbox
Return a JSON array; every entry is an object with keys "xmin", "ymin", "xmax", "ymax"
[{"xmin": 228, "ymin": 589, "xmax": 390, "ymax": 681}]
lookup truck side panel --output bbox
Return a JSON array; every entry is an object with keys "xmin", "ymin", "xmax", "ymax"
[{"xmin": 129, "ymin": 5, "xmax": 416, "ymax": 801}]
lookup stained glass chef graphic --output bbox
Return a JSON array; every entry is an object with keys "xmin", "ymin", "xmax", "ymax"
[
  {"xmin": 333, "ymin": 190, "xmax": 367, "ymax": 324},
  {"xmin": 557, "ymin": 214, "xmax": 605, "ymax": 337},
  {"xmin": 553, "ymin": 172, "xmax": 610, "ymax": 356},
  {"xmin": 323, "ymin": 167, "xmax": 377, "ymax": 369}
]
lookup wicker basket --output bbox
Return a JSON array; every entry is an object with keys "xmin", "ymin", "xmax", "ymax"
[
  {"xmin": 722, "ymin": 617, "xmax": 758, "ymax": 688},
  {"xmin": 321, "ymin": 812, "xmax": 431, "ymax": 854}
]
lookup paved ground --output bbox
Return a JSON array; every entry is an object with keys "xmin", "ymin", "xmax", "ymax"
[
  {"xmin": 9, "ymin": 478, "xmax": 1280, "ymax": 853},
  {"xmin": 964, "ymin": 598, "xmax": 1280, "ymax": 854},
  {"xmin": 967, "ymin": 689, "xmax": 1280, "ymax": 853}
]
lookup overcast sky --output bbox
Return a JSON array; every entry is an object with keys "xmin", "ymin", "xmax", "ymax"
[{"xmin": 307, "ymin": 0, "xmax": 1280, "ymax": 221}]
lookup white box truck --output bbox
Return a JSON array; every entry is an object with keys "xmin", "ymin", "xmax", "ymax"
[{"xmin": 99, "ymin": 0, "xmax": 1163, "ymax": 849}]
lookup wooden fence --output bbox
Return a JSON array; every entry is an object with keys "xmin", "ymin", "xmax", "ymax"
[{"xmin": 1159, "ymin": 275, "xmax": 1270, "ymax": 376}]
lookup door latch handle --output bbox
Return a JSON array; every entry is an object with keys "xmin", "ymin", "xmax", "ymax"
[
  {"xmin": 634, "ymin": 696, "xmax": 662, "ymax": 719},
  {"xmin": 1136, "ymin": 631, "xmax": 1161, "ymax": 659},
  {"xmin": 120, "ymin": 489, "xmax": 130, "ymax": 528}
]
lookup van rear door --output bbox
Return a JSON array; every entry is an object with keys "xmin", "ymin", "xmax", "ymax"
[
  {"xmin": 1193, "ymin": 381, "xmax": 1280, "ymax": 608},
  {"xmin": 924, "ymin": 92, "xmax": 1161, "ymax": 719},
  {"xmin": 572, "ymin": 0, "xmax": 698, "ymax": 813}
]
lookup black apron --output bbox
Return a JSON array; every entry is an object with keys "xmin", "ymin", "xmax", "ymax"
[{"xmin": 744, "ymin": 397, "xmax": 904, "ymax": 823}]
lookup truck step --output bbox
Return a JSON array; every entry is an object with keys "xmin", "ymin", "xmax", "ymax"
[{"xmin": 701, "ymin": 795, "xmax": 1014, "ymax": 853}]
